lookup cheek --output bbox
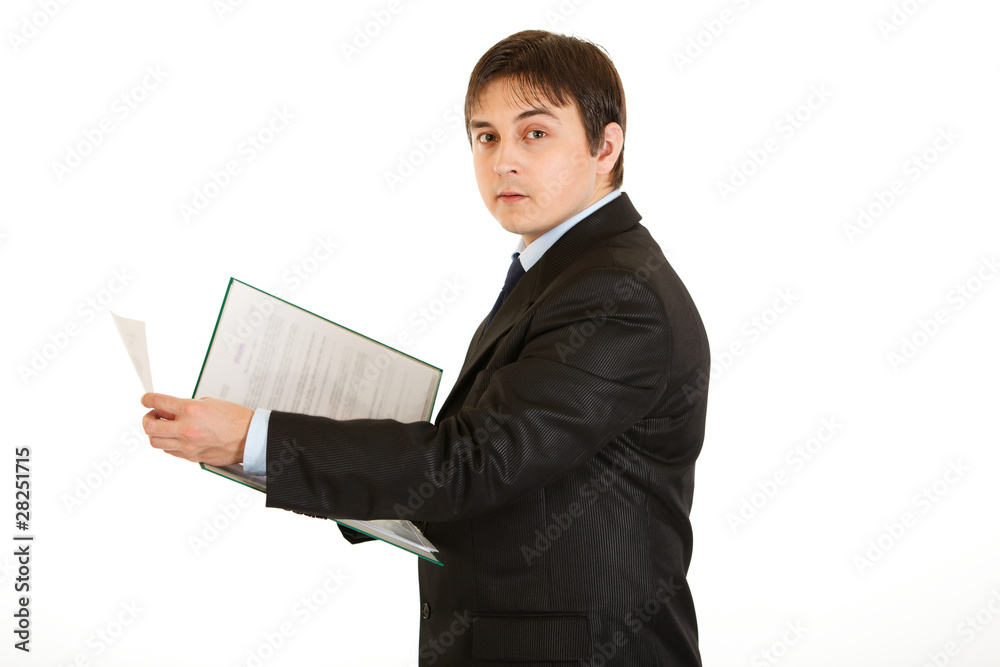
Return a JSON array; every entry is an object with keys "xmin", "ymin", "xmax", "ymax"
[
  {"xmin": 560, "ymin": 154, "xmax": 597, "ymax": 195},
  {"xmin": 472, "ymin": 161, "xmax": 490, "ymax": 189},
  {"xmin": 544, "ymin": 150, "xmax": 585, "ymax": 184},
  {"xmin": 474, "ymin": 152, "xmax": 494, "ymax": 175},
  {"xmin": 473, "ymin": 166, "xmax": 496, "ymax": 208}
]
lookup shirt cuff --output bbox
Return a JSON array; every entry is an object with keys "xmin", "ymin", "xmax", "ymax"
[{"xmin": 242, "ymin": 408, "xmax": 270, "ymax": 476}]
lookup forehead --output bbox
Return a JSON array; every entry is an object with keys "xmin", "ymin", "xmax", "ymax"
[{"xmin": 470, "ymin": 76, "xmax": 575, "ymax": 119}]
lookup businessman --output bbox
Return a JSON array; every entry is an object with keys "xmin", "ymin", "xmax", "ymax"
[{"xmin": 143, "ymin": 29, "xmax": 710, "ymax": 666}]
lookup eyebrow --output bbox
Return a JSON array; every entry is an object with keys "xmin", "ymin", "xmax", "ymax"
[{"xmin": 469, "ymin": 105, "xmax": 563, "ymax": 130}]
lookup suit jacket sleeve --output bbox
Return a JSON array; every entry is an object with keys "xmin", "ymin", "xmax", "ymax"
[{"xmin": 263, "ymin": 264, "xmax": 673, "ymax": 523}]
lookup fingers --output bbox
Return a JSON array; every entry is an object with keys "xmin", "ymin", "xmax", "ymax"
[
  {"xmin": 161, "ymin": 448, "xmax": 190, "ymax": 460},
  {"xmin": 140, "ymin": 393, "xmax": 181, "ymax": 419},
  {"xmin": 142, "ymin": 408, "xmax": 204, "ymax": 449},
  {"xmin": 147, "ymin": 435, "xmax": 178, "ymax": 451},
  {"xmin": 148, "ymin": 433, "xmax": 200, "ymax": 460},
  {"xmin": 153, "ymin": 442, "xmax": 196, "ymax": 461},
  {"xmin": 142, "ymin": 410, "xmax": 183, "ymax": 439},
  {"xmin": 140, "ymin": 394, "xmax": 247, "ymax": 467}
]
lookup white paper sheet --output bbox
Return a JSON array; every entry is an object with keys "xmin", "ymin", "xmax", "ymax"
[{"xmin": 112, "ymin": 312, "xmax": 154, "ymax": 393}]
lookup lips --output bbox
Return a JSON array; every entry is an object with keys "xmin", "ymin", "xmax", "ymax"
[{"xmin": 498, "ymin": 191, "xmax": 527, "ymax": 202}]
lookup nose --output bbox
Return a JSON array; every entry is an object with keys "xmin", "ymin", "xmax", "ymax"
[{"xmin": 493, "ymin": 138, "xmax": 520, "ymax": 176}]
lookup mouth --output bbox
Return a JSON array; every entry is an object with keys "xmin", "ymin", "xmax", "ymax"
[{"xmin": 497, "ymin": 191, "xmax": 527, "ymax": 203}]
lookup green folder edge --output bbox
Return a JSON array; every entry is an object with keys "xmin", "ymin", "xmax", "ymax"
[{"xmin": 193, "ymin": 277, "xmax": 444, "ymax": 566}]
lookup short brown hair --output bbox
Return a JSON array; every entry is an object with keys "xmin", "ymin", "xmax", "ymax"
[{"xmin": 464, "ymin": 30, "xmax": 626, "ymax": 190}]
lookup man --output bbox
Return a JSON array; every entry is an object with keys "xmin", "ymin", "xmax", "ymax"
[{"xmin": 143, "ymin": 29, "xmax": 709, "ymax": 666}]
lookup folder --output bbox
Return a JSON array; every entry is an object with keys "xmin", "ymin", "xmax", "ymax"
[{"xmin": 194, "ymin": 278, "xmax": 443, "ymax": 565}]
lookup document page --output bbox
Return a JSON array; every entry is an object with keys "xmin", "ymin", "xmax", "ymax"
[{"xmin": 193, "ymin": 279, "xmax": 440, "ymax": 423}]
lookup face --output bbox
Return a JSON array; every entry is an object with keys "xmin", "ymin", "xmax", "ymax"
[{"xmin": 468, "ymin": 78, "xmax": 619, "ymax": 245}]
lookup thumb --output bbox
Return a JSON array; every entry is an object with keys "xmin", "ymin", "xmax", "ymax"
[{"xmin": 141, "ymin": 392, "xmax": 179, "ymax": 419}]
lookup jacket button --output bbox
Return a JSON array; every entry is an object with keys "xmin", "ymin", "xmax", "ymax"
[{"xmin": 421, "ymin": 603, "xmax": 430, "ymax": 619}]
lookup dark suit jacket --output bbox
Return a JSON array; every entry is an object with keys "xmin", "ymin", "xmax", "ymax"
[{"xmin": 264, "ymin": 192, "xmax": 709, "ymax": 666}]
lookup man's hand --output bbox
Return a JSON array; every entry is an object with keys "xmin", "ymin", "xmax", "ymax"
[{"xmin": 141, "ymin": 393, "xmax": 253, "ymax": 466}]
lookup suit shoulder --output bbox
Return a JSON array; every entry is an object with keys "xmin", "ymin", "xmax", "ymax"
[{"xmin": 553, "ymin": 223, "xmax": 674, "ymax": 296}]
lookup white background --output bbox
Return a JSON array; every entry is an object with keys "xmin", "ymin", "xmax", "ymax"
[{"xmin": 2, "ymin": 0, "xmax": 998, "ymax": 665}]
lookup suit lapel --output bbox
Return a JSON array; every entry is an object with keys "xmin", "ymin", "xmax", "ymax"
[{"xmin": 434, "ymin": 192, "xmax": 642, "ymax": 421}]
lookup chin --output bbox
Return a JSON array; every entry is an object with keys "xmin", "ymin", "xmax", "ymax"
[
  {"xmin": 500, "ymin": 219, "xmax": 538, "ymax": 237},
  {"xmin": 491, "ymin": 213, "xmax": 522, "ymax": 232}
]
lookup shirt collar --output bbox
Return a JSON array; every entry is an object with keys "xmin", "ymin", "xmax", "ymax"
[{"xmin": 514, "ymin": 189, "xmax": 622, "ymax": 271}]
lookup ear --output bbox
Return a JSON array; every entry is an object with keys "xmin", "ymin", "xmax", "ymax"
[{"xmin": 594, "ymin": 121, "xmax": 624, "ymax": 180}]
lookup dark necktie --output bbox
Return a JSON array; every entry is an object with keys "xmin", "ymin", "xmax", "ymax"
[{"xmin": 485, "ymin": 252, "xmax": 525, "ymax": 329}]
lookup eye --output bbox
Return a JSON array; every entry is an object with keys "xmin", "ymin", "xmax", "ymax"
[
  {"xmin": 527, "ymin": 130, "xmax": 546, "ymax": 139},
  {"xmin": 477, "ymin": 132, "xmax": 497, "ymax": 143}
]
